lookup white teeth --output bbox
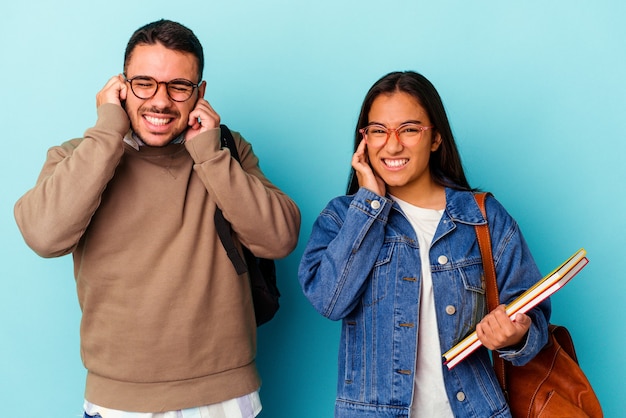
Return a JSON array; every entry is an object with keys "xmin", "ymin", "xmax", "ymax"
[
  {"xmin": 384, "ymin": 159, "xmax": 408, "ymax": 168},
  {"xmin": 145, "ymin": 116, "xmax": 172, "ymax": 126}
]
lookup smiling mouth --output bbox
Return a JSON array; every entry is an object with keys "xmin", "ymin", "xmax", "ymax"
[
  {"xmin": 383, "ymin": 158, "xmax": 408, "ymax": 168},
  {"xmin": 144, "ymin": 115, "xmax": 173, "ymax": 126}
]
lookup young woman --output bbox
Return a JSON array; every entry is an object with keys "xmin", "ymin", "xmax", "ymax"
[{"xmin": 298, "ymin": 71, "xmax": 550, "ymax": 417}]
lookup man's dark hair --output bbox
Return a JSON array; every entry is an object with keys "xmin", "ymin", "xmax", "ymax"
[{"xmin": 124, "ymin": 19, "xmax": 204, "ymax": 81}]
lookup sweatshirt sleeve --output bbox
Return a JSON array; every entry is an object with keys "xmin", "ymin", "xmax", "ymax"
[
  {"xmin": 14, "ymin": 104, "xmax": 129, "ymax": 258},
  {"xmin": 185, "ymin": 128, "xmax": 300, "ymax": 259}
]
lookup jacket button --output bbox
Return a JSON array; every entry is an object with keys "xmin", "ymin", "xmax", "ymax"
[
  {"xmin": 370, "ymin": 200, "xmax": 381, "ymax": 210},
  {"xmin": 456, "ymin": 392, "xmax": 466, "ymax": 401},
  {"xmin": 445, "ymin": 305, "xmax": 456, "ymax": 315},
  {"xmin": 437, "ymin": 255, "xmax": 448, "ymax": 265}
]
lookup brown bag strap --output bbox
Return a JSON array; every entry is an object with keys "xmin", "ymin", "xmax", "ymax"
[
  {"xmin": 473, "ymin": 192, "xmax": 508, "ymax": 395},
  {"xmin": 473, "ymin": 193, "xmax": 499, "ymax": 312}
]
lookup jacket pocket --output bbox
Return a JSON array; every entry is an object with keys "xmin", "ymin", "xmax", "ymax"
[
  {"xmin": 362, "ymin": 241, "xmax": 394, "ymax": 306},
  {"xmin": 458, "ymin": 261, "xmax": 487, "ymax": 333},
  {"xmin": 343, "ymin": 320, "xmax": 357, "ymax": 384}
]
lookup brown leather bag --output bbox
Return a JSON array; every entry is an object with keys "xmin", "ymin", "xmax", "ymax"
[{"xmin": 473, "ymin": 192, "xmax": 603, "ymax": 418}]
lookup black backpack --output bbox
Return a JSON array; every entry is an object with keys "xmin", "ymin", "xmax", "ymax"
[{"xmin": 214, "ymin": 124, "xmax": 280, "ymax": 326}]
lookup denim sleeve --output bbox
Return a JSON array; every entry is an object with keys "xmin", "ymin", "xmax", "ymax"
[
  {"xmin": 298, "ymin": 188, "xmax": 392, "ymax": 320},
  {"xmin": 486, "ymin": 197, "xmax": 551, "ymax": 366}
]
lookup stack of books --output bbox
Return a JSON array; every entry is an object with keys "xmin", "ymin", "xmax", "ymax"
[{"xmin": 442, "ymin": 248, "xmax": 589, "ymax": 370}]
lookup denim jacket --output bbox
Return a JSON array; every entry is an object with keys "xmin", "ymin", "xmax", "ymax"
[{"xmin": 299, "ymin": 187, "xmax": 550, "ymax": 418}]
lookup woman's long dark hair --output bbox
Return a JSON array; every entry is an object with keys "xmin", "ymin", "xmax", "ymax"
[{"xmin": 347, "ymin": 71, "xmax": 473, "ymax": 194}]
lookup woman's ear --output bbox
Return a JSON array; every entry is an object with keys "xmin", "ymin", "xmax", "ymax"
[{"xmin": 431, "ymin": 132, "xmax": 443, "ymax": 152}]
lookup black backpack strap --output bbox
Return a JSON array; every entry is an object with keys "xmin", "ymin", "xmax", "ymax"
[
  {"xmin": 214, "ymin": 124, "xmax": 248, "ymax": 275},
  {"xmin": 219, "ymin": 123, "xmax": 241, "ymax": 163}
]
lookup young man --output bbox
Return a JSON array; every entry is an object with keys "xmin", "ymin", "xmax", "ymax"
[{"xmin": 14, "ymin": 19, "xmax": 300, "ymax": 417}]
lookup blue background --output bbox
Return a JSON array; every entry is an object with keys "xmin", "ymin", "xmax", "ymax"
[{"xmin": 1, "ymin": 1, "xmax": 624, "ymax": 417}]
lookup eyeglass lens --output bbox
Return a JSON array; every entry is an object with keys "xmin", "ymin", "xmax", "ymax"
[
  {"xmin": 128, "ymin": 76, "xmax": 196, "ymax": 102},
  {"xmin": 363, "ymin": 124, "xmax": 428, "ymax": 147}
]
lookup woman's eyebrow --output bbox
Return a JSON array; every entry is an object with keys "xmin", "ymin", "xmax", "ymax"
[{"xmin": 368, "ymin": 119, "xmax": 424, "ymax": 126}]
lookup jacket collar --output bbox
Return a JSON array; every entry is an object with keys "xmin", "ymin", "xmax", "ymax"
[{"xmin": 444, "ymin": 188, "xmax": 488, "ymax": 226}]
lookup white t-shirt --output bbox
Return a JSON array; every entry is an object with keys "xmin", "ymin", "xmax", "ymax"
[{"xmin": 392, "ymin": 196, "xmax": 454, "ymax": 418}]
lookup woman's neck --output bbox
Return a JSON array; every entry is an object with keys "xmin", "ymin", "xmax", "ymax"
[{"xmin": 388, "ymin": 181, "xmax": 446, "ymax": 210}]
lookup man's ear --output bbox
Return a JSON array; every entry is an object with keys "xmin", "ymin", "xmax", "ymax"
[{"xmin": 198, "ymin": 80, "xmax": 207, "ymax": 98}]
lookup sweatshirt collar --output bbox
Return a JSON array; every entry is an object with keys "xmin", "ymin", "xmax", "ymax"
[{"xmin": 123, "ymin": 131, "xmax": 185, "ymax": 151}]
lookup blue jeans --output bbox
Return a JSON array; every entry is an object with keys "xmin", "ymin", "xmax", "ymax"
[{"xmin": 84, "ymin": 413, "xmax": 102, "ymax": 418}]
